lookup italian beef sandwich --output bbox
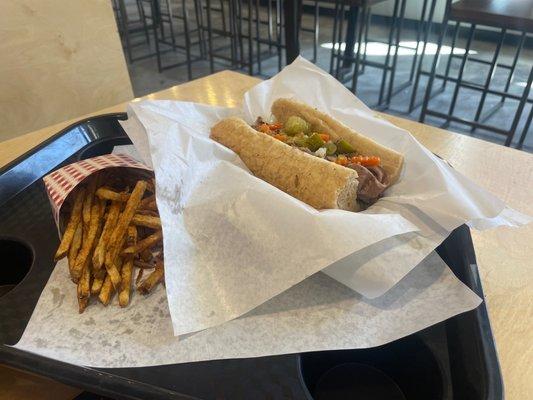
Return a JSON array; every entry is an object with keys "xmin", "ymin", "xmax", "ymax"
[{"xmin": 210, "ymin": 98, "xmax": 404, "ymax": 212}]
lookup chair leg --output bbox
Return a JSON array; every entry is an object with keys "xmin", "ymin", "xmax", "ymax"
[
  {"xmin": 505, "ymin": 66, "xmax": 533, "ymax": 147},
  {"xmin": 361, "ymin": 8, "xmax": 371, "ymax": 74},
  {"xmin": 517, "ymin": 104, "xmax": 533, "ymax": 150},
  {"xmin": 277, "ymin": 0, "xmax": 283, "ymax": 71},
  {"xmin": 165, "ymin": 0, "xmax": 177, "ymax": 50},
  {"xmin": 206, "ymin": 0, "xmax": 214, "ymax": 72},
  {"xmin": 182, "ymin": 0, "xmax": 193, "ymax": 80},
  {"xmin": 329, "ymin": 0, "xmax": 341, "ymax": 74},
  {"xmin": 137, "ymin": 0, "xmax": 151, "ymax": 45},
  {"xmin": 267, "ymin": 0, "xmax": 273, "ymax": 52},
  {"xmin": 502, "ymin": 31, "xmax": 526, "ymax": 105},
  {"xmin": 246, "ymin": 0, "xmax": 253, "ymax": 75},
  {"xmin": 342, "ymin": 5, "xmax": 358, "ymax": 70},
  {"xmin": 443, "ymin": 24, "xmax": 476, "ymax": 128},
  {"xmin": 470, "ymin": 28, "xmax": 506, "ymax": 132},
  {"xmin": 151, "ymin": 0, "xmax": 163, "ymax": 72},
  {"xmin": 312, "ymin": 1, "xmax": 319, "ymax": 63},
  {"xmin": 438, "ymin": 21, "xmax": 458, "ymax": 92},
  {"xmin": 378, "ymin": 0, "xmax": 401, "ymax": 106},
  {"xmin": 385, "ymin": 0, "xmax": 407, "ymax": 107},
  {"xmin": 335, "ymin": 2, "xmax": 347, "ymax": 79},
  {"xmin": 350, "ymin": 5, "xmax": 367, "ymax": 94},
  {"xmin": 255, "ymin": 0, "xmax": 262, "ymax": 75},
  {"xmin": 408, "ymin": 0, "xmax": 429, "ymax": 84},
  {"xmin": 409, "ymin": 0, "xmax": 437, "ymax": 113},
  {"xmin": 118, "ymin": 0, "xmax": 134, "ymax": 63},
  {"xmin": 193, "ymin": 0, "xmax": 206, "ymax": 57},
  {"xmin": 419, "ymin": 10, "xmax": 448, "ymax": 123}
]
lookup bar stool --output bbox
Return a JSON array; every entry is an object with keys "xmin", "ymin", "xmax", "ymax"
[
  {"xmin": 418, "ymin": 0, "xmax": 533, "ymax": 147},
  {"xmin": 137, "ymin": 0, "xmax": 203, "ymax": 79},
  {"xmin": 112, "ymin": 0, "xmax": 152, "ymax": 63},
  {"xmin": 330, "ymin": 0, "xmax": 427, "ymax": 109}
]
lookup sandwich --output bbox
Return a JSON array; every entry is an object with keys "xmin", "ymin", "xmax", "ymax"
[{"xmin": 210, "ymin": 98, "xmax": 404, "ymax": 211}]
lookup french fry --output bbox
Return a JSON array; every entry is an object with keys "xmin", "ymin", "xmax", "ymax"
[
  {"xmin": 137, "ymin": 259, "xmax": 164, "ymax": 295},
  {"xmin": 82, "ymin": 178, "xmax": 97, "ymax": 236},
  {"xmin": 144, "ymin": 199, "xmax": 158, "ymax": 211},
  {"xmin": 68, "ymin": 223, "xmax": 83, "ymax": 278},
  {"xmin": 98, "ymin": 274, "xmax": 114, "ymax": 306},
  {"xmin": 71, "ymin": 198, "xmax": 103, "ymax": 282},
  {"xmin": 133, "ymin": 259, "xmax": 156, "ymax": 269},
  {"xmin": 91, "ymin": 274, "xmax": 105, "ymax": 295},
  {"xmin": 54, "ymin": 187, "xmax": 85, "ymax": 261},
  {"xmin": 131, "ymin": 214, "xmax": 161, "ymax": 229},
  {"xmin": 77, "ymin": 260, "xmax": 91, "ymax": 313},
  {"xmin": 122, "ymin": 230, "xmax": 162, "ymax": 255},
  {"xmin": 136, "ymin": 209, "xmax": 159, "ymax": 217},
  {"xmin": 92, "ymin": 201, "xmax": 121, "ymax": 270},
  {"xmin": 119, "ymin": 226, "xmax": 137, "ymax": 307},
  {"xmin": 96, "ymin": 187, "xmax": 130, "ymax": 202},
  {"xmin": 146, "ymin": 180, "xmax": 155, "ymax": 194},
  {"xmin": 105, "ymin": 180, "xmax": 147, "ymax": 268},
  {"xmin": 139, "ymin": 194, "xmax": 155, "ymax": 209},
  {"xmin": 139, "ymin": 248, "xmax": 152, "ymax": 262}
]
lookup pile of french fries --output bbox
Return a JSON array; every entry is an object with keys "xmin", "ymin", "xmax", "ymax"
[{"xmin": 54, "ymin": 172, "xmax": 164, "ymax": 313}]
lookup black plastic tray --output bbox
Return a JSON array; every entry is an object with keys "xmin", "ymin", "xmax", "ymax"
[{"xmin": 0, "ymin": 115, "xmax": 504, "ymax": 400}]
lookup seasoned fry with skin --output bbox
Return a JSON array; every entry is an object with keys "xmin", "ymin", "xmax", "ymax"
[
  {"xmin": 131, "ymin": 214, "xmax": 161, "ymax": 229},
  {"xmin": 54, "ymin": 188, "xmax": 85, "ymax": 261},
  {"xmin": 91, "ymin": 274, "xmax": 105, "ymax": 295},
  {"xmin": 146, "ymin": 180, "xmax": 155, "ymax": 194},
  {"xmin": 105, "ymin": 180, "xmax": 148, "ymax": 269},
  {"xmin": 98, "ymin": 274, "xmax": 114, "ymax": 306},
  {"xmin": 71, "ymin": 199, "xmax": 103, "ymax": 282},
  {"xmin": 82, "ymin": 178, "xmax": 97, "ymax": 236},
  {"xmin": 144, "ymin": 199, "xmax": 158, "ymax": 211},
  {"xmin": 136, "ymin": 209, "xmax": 159, "ymax": 217},
  {"xmin": 122, "ymin": 230, "xmax": 162, "ymax": 255},
  {"xmin": 137, "ymin": 259, "xmax": 164, "ymax": 295},
  {"xmin": 139, "ymin": 248, "xmax": 152, "ymax": 262},
  {"xmin": 77, "ymin": 260, "xmax": 91, "ymax": 313},
  {"xmin": 119, "ymin": 226, "xmax": 137, "ymax": 307},
  {"xmin": 92, "ymin": 201, "xmax": 121, "ymax": 270},
  {"xmin": 140, "ymin": 194, "xmax": 156, "ymax": 209},
  {"xmin": 68, "ymin": 223, "xmax": 83, "ymax": 277},
  {"xmin": 133, "ymin": 259, "xmax": 155, "ymax": 269},
  {"xmin": 96, "ymin": 187, "xmax": 130, "ymax": 202}
]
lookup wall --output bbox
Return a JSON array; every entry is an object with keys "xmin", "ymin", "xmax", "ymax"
[{"xmin": 0, "ymin": 0, "xmax": 133, "ymax": 142}]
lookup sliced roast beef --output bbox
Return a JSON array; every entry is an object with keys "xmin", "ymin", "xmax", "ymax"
[{"xmin": 347, "ymin": 163, "xmax": 389, "ymax": 204}]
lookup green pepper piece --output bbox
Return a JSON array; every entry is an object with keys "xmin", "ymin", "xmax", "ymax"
[
  {"xmin": 325, "ymin": 142, "xmax": 337, "ymax": 156},
  {"xmin": 306, "ymin": 133, "xmax": 325, "ymax": 152},
  {"xmin": 284, "ymin": 116, "xmax": 310, "ymax": 136},
  {"xmin": 336, "ymin": 139, "xmax": 355, "ymax": 154},
  {"xmin": 294, "ymin": 134, "xmax": 309, "ymax": 147}
]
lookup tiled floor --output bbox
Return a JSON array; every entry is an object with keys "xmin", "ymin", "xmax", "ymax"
[{"xmin": 121, "ymin": 3, "xmax": 533, "ymax": 152}]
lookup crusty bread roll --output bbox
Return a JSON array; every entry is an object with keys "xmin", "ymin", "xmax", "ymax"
[
  {"xmin": 211, "ymin": 117, "xmax": 360, "ymax": 211},
  {"xmin": 271, "ymin": 98, "xmax": 404, "ymax": 184}
]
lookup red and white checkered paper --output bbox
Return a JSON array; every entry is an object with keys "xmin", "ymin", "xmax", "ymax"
[{"xmin": 43, "ymin": 153, "xmax": 151, "ymax": 226}]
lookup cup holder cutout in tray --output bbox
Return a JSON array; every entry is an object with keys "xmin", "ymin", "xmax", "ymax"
[
  {"xmin": 76, "ymin": 136, "xmax": 132, "ymax": 160},
  {"xmin": 299, "ymin": 335, "xmax": 443, "ymax": 400},
  {"xmin": 0, "ymin": 239, "xmax": 33, "ymax": 298}
]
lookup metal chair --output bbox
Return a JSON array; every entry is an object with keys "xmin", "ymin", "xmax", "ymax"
[
  {"xmin": 330, "ymin": 0, "xmax": 428, "ymax": 110},
  {"xmin": 418, "ymin": 0, "xmax": 533, "ymax": 147},
  {"xmin": 136, "ymin": 0, "xmax": 206, "ymax": 78},
  {"xmin": 112, "ymin": 0, "xmax": 152, "ymax": 63}
]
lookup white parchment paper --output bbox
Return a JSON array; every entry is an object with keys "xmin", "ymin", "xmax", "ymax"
[
  {"xmin": 16, "ymin": 252, "xmax": 481, "ymax": 368},
  {"xmin": 120, "ymin": 58, "xmax": 529, "ymax": 335}
]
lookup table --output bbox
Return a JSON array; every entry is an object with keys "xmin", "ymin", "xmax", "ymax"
[{"xmin": 1, "ymin": 71, "xmax": 532, "ymax": 399}]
